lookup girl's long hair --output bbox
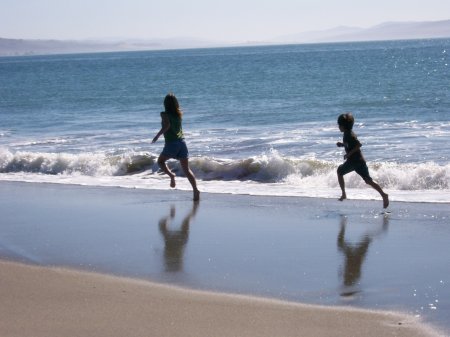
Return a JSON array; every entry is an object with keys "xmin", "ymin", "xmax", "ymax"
[{"xmin": 164, "ymin": 93, "xmax": 183, "ymax": 118}]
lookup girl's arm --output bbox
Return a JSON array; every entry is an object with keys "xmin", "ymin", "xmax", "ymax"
[{"xmin": 152, "ymin": 113, "xmax": 171, "ymax": 143}]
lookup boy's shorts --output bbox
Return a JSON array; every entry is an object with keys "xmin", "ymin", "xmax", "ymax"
[
  {"xmin": 161, "ymin": 139, "xmax": 189, "ymax": 160},
  {"xmin": 337, "ymin": 160, "xmax": 372, "ymax": 181}
]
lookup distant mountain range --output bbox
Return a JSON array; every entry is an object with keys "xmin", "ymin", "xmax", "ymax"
[
  {"xmin": 1, "ymin": 19, "xmax": 450, "ymax": 56},
  {"xmin": 274, "ymin": 19, "xmax": 450, "ymax": 44}
]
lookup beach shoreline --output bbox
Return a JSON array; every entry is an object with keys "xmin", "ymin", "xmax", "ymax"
[
  {"xmin": 0, "ymin": 181, "xmax": 449, "ymax": 335},
  {"xmin": 0, "ymin": 259, "xmax": 442, "ymax": 337},
  {"xmin": 1, "ymin": 172, "xmax": 449, "ymax": 204}
]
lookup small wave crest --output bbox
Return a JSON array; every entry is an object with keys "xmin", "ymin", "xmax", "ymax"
[
  {"xmin": 0, "ymin": 149, "xmax": 448, "ymax": 191},
  {"xmin": 0, "ymin": 130, "xmax": 11, "ymax": 138},
  {"xmin": 11, "ymin": 138, "xmax": 72, "ymax": 147}
]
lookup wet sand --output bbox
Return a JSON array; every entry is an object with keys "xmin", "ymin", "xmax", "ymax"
[
  {"xmin": 0, "ymin": 181, "xmax": 448, "ymax": 336},
  {"xmin": 0, "ymin": 260, "xmax": 439, "ymax": 337}
]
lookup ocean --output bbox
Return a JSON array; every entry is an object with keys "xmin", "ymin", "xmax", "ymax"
[{"xmin": 1, "ymin": 39, "xmax": 449, "ymax": 203}]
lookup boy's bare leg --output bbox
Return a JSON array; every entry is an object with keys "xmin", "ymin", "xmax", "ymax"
[
  {"xmin": 365, "ymin": 179, "xmax": 389, "ymax": 208},
  {"xmin": 158, "ymin": 155, "xmax": 176, "ymax": 188},
  {"xmin": 338, "ymin": 174, "xmax": 347, "ymax": 201},
  {"xmin": 180, "ymin": 159, "xmax": 200, "ymax": 201}
]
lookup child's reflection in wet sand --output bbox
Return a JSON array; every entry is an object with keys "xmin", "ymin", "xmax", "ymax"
[
  {"xmin": 159, "ymin": 202, "xmax": 199, "ymax": 272},
  {"xmin": 337, "ymin": 214, "xmax": 389, "ymax": 297}
]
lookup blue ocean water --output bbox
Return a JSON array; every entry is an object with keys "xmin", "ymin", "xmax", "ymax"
[{"xmin": 1, "ymin": 39, "xmax": 449, "ymax": 202}]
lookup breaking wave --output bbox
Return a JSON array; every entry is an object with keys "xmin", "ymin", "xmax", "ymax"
[
  {"xmin": 0, "ymin": 148, "xmax": 158, "ymax": 176},
  {"xmin": 1, "ymin": 148, "xmax": 449, "ymax": 191}
]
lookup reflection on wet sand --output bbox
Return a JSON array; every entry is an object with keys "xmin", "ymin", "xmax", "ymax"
[
  {"xmin": 159, "ymin": 202, "xmax": 199, "ymax": 272},
  {"xmin": 337, "ymin": 214, "xmax": 389, "ymax": 297}
]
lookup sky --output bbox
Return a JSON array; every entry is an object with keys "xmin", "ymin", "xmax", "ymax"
[{"xmin": 1, "ymin": 0, "xmax": 450, "ymax": 42}]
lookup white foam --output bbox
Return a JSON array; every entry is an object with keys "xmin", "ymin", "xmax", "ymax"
[
  {"xmin": 1, "ymin": 149, "xmax": 449, "ymax": 203},
  {"xmin": 1, "ymin": 171, "xmax": 449, "ymax": 204}
]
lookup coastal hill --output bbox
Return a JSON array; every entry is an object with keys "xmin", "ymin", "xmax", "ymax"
[
  {"xmin": 275, "ymin": 19, "xmax": 450, "ymax": 44},
  {"xmin": 0, "ymin": 38, "xmax": 159, "ymax": 57},
  {"xmin": 1, "ymin": 19, "xmax": 450, "ymax": 56},
  {"xmin": 0, "ymin": 37, "xmax": 218, "ymax": 57}
]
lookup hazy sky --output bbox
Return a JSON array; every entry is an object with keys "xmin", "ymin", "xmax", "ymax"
[{"xmin": 1, "ymin": 0, "xmax": 449, "ymax": 42}]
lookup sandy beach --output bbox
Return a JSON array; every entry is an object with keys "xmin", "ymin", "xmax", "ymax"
[
  {"xmin": 0, "ymin": 260, "xmax": 439, "ymax": 337},
  {"xmin": 0, "ymin": 181, "xmax": 448, "ymax": 336}
]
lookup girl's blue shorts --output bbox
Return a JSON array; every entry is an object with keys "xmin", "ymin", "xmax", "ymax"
[{"xmin": 161, "ymin": 139, "xmax": 189, "ymax": 160}]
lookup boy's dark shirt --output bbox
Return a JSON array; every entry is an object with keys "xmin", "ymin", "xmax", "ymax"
[{"xmin": 343, "ymin": 130, "xmax": 365, "ymax": 162}]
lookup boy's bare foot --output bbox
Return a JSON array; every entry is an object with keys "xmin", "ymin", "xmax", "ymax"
[
  {"xmin": 170, "ymin": 175, "xmax": 176, "ymax": 188},
  {"xmin": 338, "ymin": 194, "xmax": 347, "ymax": 201},
  {"xmin": 382, "ymin": 194, "xmax": 389, "ymax": 209},
  {"xmin": 193, "ymin": 189, "xmax": 200, "ymax": 201}
]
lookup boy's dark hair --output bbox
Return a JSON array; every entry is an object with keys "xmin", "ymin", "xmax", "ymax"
[{"xmin": 337, "ymin": 113, "xmax": 354, "ymax": 130}]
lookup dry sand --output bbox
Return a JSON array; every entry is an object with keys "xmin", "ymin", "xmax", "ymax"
[{"xmin": 0, "ymin": 260, "xmax": 441, "ymax": 337}]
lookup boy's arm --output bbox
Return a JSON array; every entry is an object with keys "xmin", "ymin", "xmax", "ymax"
[{"xmin": 152, "ymin": 113, "xmax": 171, "ymax": 143}]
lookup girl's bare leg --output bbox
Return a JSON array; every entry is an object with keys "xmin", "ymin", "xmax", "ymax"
[
  {"xmin": 157, "ymin": 155, "xmax": 176, "ymax": 188},
  {"xmin": 180, "ymin": 158, "xmax": 200, "ymax": 201}
]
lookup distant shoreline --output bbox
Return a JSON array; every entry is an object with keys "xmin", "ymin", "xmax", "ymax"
[
  {"xmin": 1, "ymin": 36, "xmax": 450, "ymax": 58},
  {"xmin": 1, "ymin": 19, "xmax": 450, "ymax": 57}
]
